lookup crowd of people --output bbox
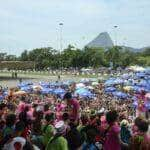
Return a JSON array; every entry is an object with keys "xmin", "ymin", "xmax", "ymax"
[{"xmin": 0, "ymin": 81, "xmax": 149, "ymax": 150}]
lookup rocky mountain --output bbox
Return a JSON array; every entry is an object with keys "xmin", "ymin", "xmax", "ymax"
[
  {"xmin": 86, "ymin": 32, "xmax": 114, "ymax": 48},
  {"xmin": 86, "ymin": 32, "xmax": 149, "ymax": 52}
]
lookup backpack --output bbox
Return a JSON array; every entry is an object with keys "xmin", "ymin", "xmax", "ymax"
[
  {"xmin": 130, "ymin": 134, "xmax": 150, "ymax": 150},
  {"xmin": 82, "ymin": 142, "xmax": 100, "ymax": 150},
  {"xmin": 43, "ymin": 124, "xmax": 49, "ymax": 134},
  {"xmin": 47, "ymin": 133, "xmax": 61, "ymax": 147}
]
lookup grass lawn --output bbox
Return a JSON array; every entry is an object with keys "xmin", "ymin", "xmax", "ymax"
[{"xmin": 0, "ymin": 71, "xmax": 110, "ymax": 80}]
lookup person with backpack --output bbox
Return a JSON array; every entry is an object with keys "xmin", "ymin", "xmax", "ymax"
[
  {"xmin": 42, "ymin": 113, "xmax": 55, "ymax": 147},
  {"xmin": 129, "ymin": 118, "xmax": 150, "ymax": 150},
  {"xmin": 46, "ymin": 121, "xmax": 68, "ymax": 150},
  {"xmin": 66, "ymin": 123, "xmax": 84, "ymax": 150},
  {"xmin": 82, "ymin": 125, "xmax": 100, "ymax": 150}
]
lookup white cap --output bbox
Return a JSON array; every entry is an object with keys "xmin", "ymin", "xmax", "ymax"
[{"xmin": 55, "ymin": 121, "xmax": 66, "ymax": 134}]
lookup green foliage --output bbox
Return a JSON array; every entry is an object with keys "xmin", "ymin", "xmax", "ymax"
[
  {"xmin": 0, "ymin": 45, "xmax": 149, "ymax": 70},
  {"xmin": 141, "ymin": 48, "xmax": 150, "ymax": 56},
  {"xmin": 136, "ymin": 56, "xmax": 150, "ymax": 66}
]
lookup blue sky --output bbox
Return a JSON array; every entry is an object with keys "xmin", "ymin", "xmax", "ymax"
[{"xmin": 0, "ymin": 0, "xmax": 150, "ymax": 55}]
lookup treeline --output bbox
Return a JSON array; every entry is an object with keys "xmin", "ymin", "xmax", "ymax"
[{"xmin": 0, "ymin": 45, "xmax": 150, "ymax": 70}]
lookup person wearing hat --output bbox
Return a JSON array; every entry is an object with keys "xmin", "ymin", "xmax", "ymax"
[
  {"xmin": 46, "ymin": 121, "xmax": 68, "ymax": 150},
  {"xmin": 120, "ymin": 119, "xmax": 131, "ymax": 144},
  {"xmin": 63, "ymin": 92, "xmax": 80, "ymax": 125}
]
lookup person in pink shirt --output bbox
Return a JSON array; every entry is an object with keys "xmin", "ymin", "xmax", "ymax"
[
  {"xmin": 63, "ymin": 92, "xmax": 80, "ymax": 124},
  {"xmin": 136, "ymin": 99, "xmax": 146, "ymax": 118},
  {"xmin": 56, "ymin": 102, "xmax": 66, "ymax": 121},
  {"xmin": 103, "ymin": 110, "xmax": 128, "ymax": 150}
]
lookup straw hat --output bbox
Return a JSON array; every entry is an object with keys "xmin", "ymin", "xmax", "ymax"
[{"xmin": 121, "ymin": 119, "xmax": 129, "ymax": 126}]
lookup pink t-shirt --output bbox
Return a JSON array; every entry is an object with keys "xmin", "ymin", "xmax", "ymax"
[
  {"xmin": 68, "ymin": 99, "xmax": 80, "ymax": 121},
  {"xmin": 56, "ymin": 104, "xmax": 66, "ymax": 120},
  {"xmin": 104, "ymin": 123, "xmax": 121, "ymax": 150}
]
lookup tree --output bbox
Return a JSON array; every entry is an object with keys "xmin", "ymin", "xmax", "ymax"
[
  {"xmin": 5, "ymin": 55, "xmax": 17, "ymax": 61},
  {"xmin": 142, "ymin": 48, "xmax": 150, "ymax": 56},
  {"xmin": 20, "ymin": 50, "xmax": 28, "ymax": 61},
  {"xmin": 0, "ymin": 53, "xmax": 7, "ymax": 61},
  {"xmin": 105, "ymin": 46, "xmax": 122, "ymax": 68},
  {"xmin": 83, "ymin": 47, "xmax": 106, "ymax": 68}
]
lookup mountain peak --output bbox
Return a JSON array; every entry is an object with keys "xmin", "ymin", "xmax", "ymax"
[{"xmin": 86, "ymin": 32, "xmax": 114, "ymax": 48}]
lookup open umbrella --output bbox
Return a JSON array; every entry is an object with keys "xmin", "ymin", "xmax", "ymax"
[
  {"xmin": 145, "ymin": 102, "xmax": 150, "ymax": 110},
  {"xmin": 41, "ymin": 88, "xmax": 53, "ymax": 94},
  {"xmin": 104, "ymin": 78, "xmax": 116, "ymax": 86},
  {"xmin": 80, "ymin": 78, "xmax": 90, "ymax": 83},
  {"xmin": 75, "ymin": 88, "xmax": 89, "ymax": 94},
  {"xmin": 0, "ymin": 95, "xmax": 4, "ymax": 101},
  {"xmin": 75, "ymin": 88, "xmax": 93, "ymax": 98},
  {"xmin": 145, "ymin": 93, "xmax": 150, "ymax": 99},
  {"xmin": 20, "ymin": 86, "xmax": 31, "ymax": 92},
  {"xmin": 3, "ymin": 91, "xmax": 8, "ymax": 96},
  {"xmin": 18, "ymin": 82, "xmax": 33, "ymax": 87},
  {"xmin": 112, "ymin": 91, "xmax": 128, "ymax": 99},
  {"xmin": 13, "ymin": 91, "xmax": 26, "ymax": 96},
  {"xmin": 76, "ymin": 83, "xmax": 85, "ymax": 88},
  {"xmin": 132, "ymin": 86, "xmax": 149, "ymax": 93},
  {"xmin": 114, "ymin": 78, "xmax": 124, "ymax": 84},
  {"xmin": 80, "ymin": 92, "xmax": 94, "ymax": 98},
  {"xmin": 39, "ymin": 82, "xmax": 50, "ymax": 88},
  {"xmin": 33, "ymin": 85, "xmax": 43, "ymax": 91},
  {"xmin": 92, "ymin": 82, "xmax": 99, "ymax": 86},
  {"xmin": 86, "ymin": 86, "xmax": 94, "ymax": 90},
  {"xmin": 133, "ymin": 101, "xmax": 138, "ymax": 108},
  {"xmin": 138, "ymin": 80, "xmax": 148, "ymax": 87},
  {"xmin": 105, "ymin": 87, "xmax": 116, "ymax": 92},
  {"xmin": 121, "ymin": 74, "xmax": 131, "ymax": 79},
  {"xmin": 136, "ymin": 72, "xmax": 146, "ymax": 78},
  {"xmin": 54, "ymin": 88, "xmax": 65, "ymax": 95}
]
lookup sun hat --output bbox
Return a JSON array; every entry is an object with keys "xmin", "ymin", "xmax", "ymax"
[
  {"xmin": 55, "ymin": 121, "xmax": 66, "ymax": 134},
  {"xmin": 121, "ymin": 119, "xmax": 129, "ymax": 126}
]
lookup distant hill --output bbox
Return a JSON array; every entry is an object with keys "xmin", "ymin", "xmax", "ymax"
[
  {"xmin": 121, "ymin": 46, "xmax": 140, "ymax": 52},
  {"xmin": 121, "ymin": 46, "xmax": 150, "ymax": 52},
  {"xmin": 86, "ymin": 32, "xmax": 149, "ymax": 52},
  {"xmin": 86, "ymin": 32, "xmax": 114, "ymax": 48}
]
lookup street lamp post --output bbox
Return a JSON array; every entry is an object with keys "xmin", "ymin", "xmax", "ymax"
[
  {"xmin": 59, "ymin": 23, "xmax": 63, "ymax": 75},
  {"xmin": 112, "ymin": 25, "xmax": 118, "ymax": 69},
  {"xmin": 114, "ymin": 25, "xmax": 118, "ymax": 46}
]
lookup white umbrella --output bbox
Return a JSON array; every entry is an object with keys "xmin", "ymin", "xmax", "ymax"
[
  {"xmin": 76, "ymin": 83, "xmax": 85, "ymax": 88},
  {"xmin": 92, "ymin": 82, "xmax": 99, "ymax": 86}
]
